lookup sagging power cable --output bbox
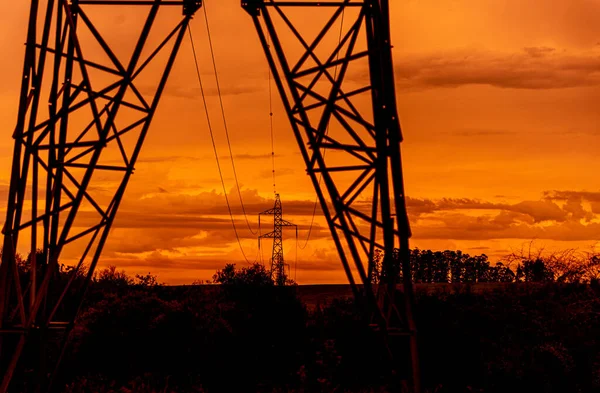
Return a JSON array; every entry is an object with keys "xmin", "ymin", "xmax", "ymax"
[
  {"xmin": 266, "ymin": 36, "xmax": 297, "ymax": 277},
  {"xmin": 202, "ymin": 0, "xmax": 258, "ymax": 235},
  {"xmin": 188, "ymin": 25, "xmax": 256, "ymax": 264},
  {"xmin": 267, "ymin": 34, "xmax": 277, "ymax": 195}
]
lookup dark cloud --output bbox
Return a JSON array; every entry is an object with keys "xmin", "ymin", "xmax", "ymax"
[
  {"xmin": 412, "ymin": 215, "xmax": 600, "ymax": 242},
  {"xmin": 544, "ymin": 190, "xmax": 600, "ymax": 218},
  {"xmin": 119, "ymin": 188, "xmax": 327, "ymax": 218},
  {"xmin": 393, "ymin": 47, "xmax": 600, "ymax": 90},
  {"xmin": 0, "ymin": 184, "xmax": 11, "ymax": 202},
  {"xmin": 406, "ymin": 196, "xmax": 573, "ymax": 223},
  {"xmin": 544, "ymin": 190, "xmax": 600, "ymax": 202},
  {"xmin": 102, "ymin": 248, "xmax": 343, "ymax": 279},
  {"xmin": 104, "ymin": 251, "xmax": 248, "ymax": 275},
  {"xmin": 510, "ymin": 201, "xmax": 567, "ymax": 222},
  {"xmin": 523, "ymin": 46, "xmax": 556, "ymax": 58},
  {"xmin": 405, "ymin": 191, "xmax": 599, "ymax": 242}
]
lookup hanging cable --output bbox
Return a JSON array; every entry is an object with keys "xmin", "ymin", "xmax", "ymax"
[
  {"xmin": 267, "ymin": 35, "xmax": 277, "ymax": 195},
  {"xmin": 299, "ymin": 9, "xmax": 345, "ymax": 250},
  {"xmin": 258, "ymin": 215, "xmax": 264, "ymax": 264},
  {"xmin": 295, "ymin": 227, "xmax": 298, "ymax": 282},
  {"xmin": 188, "ymin": 25, "xmax": 255, "ymax": 264},
  {"xmin": 202, "ymin": 0, "xmax": 258, "ymax": 235}
]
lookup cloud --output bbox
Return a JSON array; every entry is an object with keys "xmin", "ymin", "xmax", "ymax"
[
  {"xmin": 75, "ymin": 188, "xmax": 333, "ymax": 257},
  {"xmin": 543, "ymin": 190, "xmax": 600, "ymax": 218},
  {"xmin": 412, "ymin": 214, "xmax": 600, "ymax": 241},
  {"xmin": 103, "ymin": 250, "xmax": 249, "ymax": 276},
  {"xmin": 407, "ymin": 196, "xmax": 573, "ymax": 223},
  {"xmin": 544, "ymin": 190, "xmax": 600, "ymax": 202},
  {"xmin": 56, "ymin": 189, "xmax": 600, "ymax": 283},
  {"xmin": 523, "ymin": 46, "xmax": 556, "ymax": 58},
  {"xmin": 393, "ymin": 47, "xmax": 600, "ymax": 90},
  {"xmin": 0, "ymin": 184, "xmax": 11, "ymax": 203},
  {"xmin": 510, "ymin": 201, "xmax": 567, "ymax": 222},
  {"xmin": 405, "ymin": 191, "xmax": 600, "ymax": 242}
]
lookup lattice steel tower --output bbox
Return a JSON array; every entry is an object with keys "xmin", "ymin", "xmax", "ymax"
[
  {"xmin": 0, "ymin": 0, "xmax": 201, "ymax": 391},
  {"xmin": 258, "ymin": 193, "xmax": 297, "ymax": 286},
  {"xmin": 1, "ymin": 0, "xmax": 420, "ymax": 391},
  {"xmin": 243, "ymin": 0, "xmax": 420, "ymax": 391}
]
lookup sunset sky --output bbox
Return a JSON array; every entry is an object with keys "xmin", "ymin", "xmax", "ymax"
[{"xmin": 0, "ymin": 0, "xmax": 599, "ymax": 284}]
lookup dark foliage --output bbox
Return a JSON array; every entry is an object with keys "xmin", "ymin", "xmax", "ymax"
[
  {"xmin": 63, "ymin": 264, "xmax": 307, "ymax": 393},
  {"xmin": 371, "ymin": 248, "xmax": 600, "ymax": 285},
  {"xmin": 416, "ymin": 283, "xmax": 600, "ymax": 393},
  {"xmin": 6, "ymin": 251, "xmax": 600, "ymax": 392},
  {"xmin": 58, "ymin": 281, "xmax": 600, "ymax": 393}
]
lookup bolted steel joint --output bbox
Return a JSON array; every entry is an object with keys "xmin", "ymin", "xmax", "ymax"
[
  {"xmin": 241, "ymin": 0, "xmax": 263, "ymax": 16},
  {"xmin": 183, "ymin": 0, "xmax": 202, "ymax": 16}
]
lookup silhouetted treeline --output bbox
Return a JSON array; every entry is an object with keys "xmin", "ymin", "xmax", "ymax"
[
  {"xmin": 370, "ymin": 248, "xmax": 600, "ymax": 284},
  {"xmin": 49, "ymin": 263, "xmax": 600, "ymax": 393},
  {"xmin": 8, "ymin": 246, "xmax": 600, "ymax": 288},
  {"xmin": 4, "ymin": 249, "xmax": 600, "ymax": 392}
]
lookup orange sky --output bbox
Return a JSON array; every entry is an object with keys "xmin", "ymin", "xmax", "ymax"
[{"xmin": 0, "ymin": 0, "xmax": 599, "ymax": 284}]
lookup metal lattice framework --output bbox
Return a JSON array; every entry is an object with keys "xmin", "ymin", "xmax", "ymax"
[
  {"xmin": 242, "ymin": 0, "xmax": 419, "ymax": 390},
  {"xmin": 0, "ymin": 0, "xmax": 201, "ymax": 391},
  {"xmin": 0, "ymin": 0, "xmax": 420, "ymax": 391},
  {"xmin": 258, "ymin": 193, "xmax": 297, "ymax": 286}
]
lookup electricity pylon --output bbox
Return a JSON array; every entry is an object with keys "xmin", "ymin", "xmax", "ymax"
[
  {"xmin": 0, "ymin": 0, "xmax": 201, "ymax": 392},
  {"xmin": 1, "ymin": 0, "xmax": 419, "ymax": 391},
  {"xmin": 258, "ymin": 193, "xmax": 297, "ymax": 286},
  {"xmin": 242, "ymin": 0, "xmax": 420, "ymax": 391}
]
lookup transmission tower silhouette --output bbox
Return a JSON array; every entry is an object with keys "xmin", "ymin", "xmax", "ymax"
[
  {"xmin": 258, "ymin": 194, "xmax": 297, "ymax": 286},
  {"xmin": 0, "ymin": 0, "xmax": 421, "ymax": 391}
]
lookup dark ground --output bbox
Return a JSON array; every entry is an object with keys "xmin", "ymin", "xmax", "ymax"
[{"xmin": 35, "ymin": 282, "xmax": 599, "ymax": 393}]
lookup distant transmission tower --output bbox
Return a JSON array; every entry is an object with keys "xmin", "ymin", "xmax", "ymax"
[{"xmin": 259, "ymin": 194, "xmax": 297, "ymax": 285}]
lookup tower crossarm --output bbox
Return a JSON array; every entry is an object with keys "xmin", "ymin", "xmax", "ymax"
[
  {"xmin": 280, "ymin": 219, "xmax": 296, "ymax": 227},
  {"xmin": 259, "ymin": 231, "xmax": 276, "ymax": 239}
]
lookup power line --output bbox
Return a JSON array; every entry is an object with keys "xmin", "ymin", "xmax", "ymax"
[
  {"xmin": 267, "ymin": 35, "xmax": 277, "ymax": 195},
  {"xmin": 188, "ymin": 25, "xmax": 255, "ymax": 264},
  {"xmin": 201, "ymin": 0, "xmax": 258, "ymax": 235}
]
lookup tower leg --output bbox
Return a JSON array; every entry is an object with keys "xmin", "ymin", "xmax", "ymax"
[
  {"xmin": 243, "ymin": 1, "xmax": 420, "ymax": 390},
  {"xmin": 0, "ymin": 1, "xmax": 201, "ymax": 391}
]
